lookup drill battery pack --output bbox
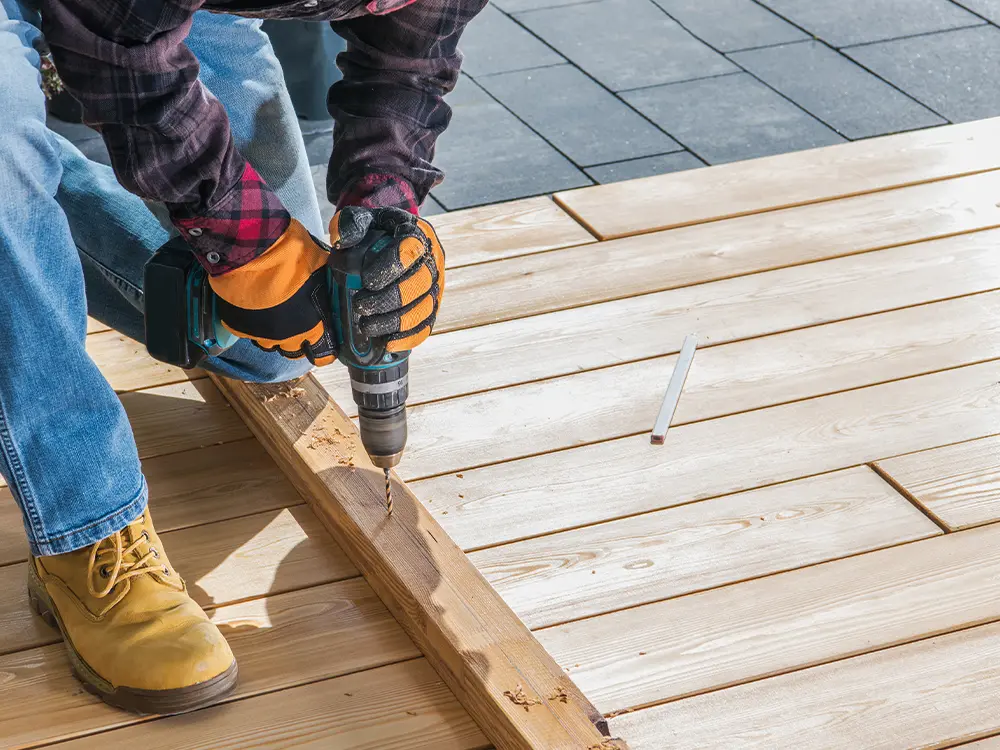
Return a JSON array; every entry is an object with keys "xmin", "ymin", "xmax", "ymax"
[{"xmin": 144, "ymin": 237, "xmax": 235, "ymax": 369}]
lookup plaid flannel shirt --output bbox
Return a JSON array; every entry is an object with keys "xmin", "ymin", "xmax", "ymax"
[{"xmin": 40, "ymin": 0, "xmax": 487, "ymax": 273}]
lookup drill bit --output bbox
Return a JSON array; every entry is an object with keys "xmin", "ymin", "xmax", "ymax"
[{"xmin": 384, "ymin": 468, "xmax": 393, "ymax": 515}]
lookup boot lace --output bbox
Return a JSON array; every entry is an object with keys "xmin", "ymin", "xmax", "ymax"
[{"xmin": 86, "ymin": 529, "xmax": 163, "ymax": 598}]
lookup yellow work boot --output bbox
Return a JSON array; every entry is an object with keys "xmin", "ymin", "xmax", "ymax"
[{"xmin": 27, "ymin": 509, "xmax": 237, "ymax": 714}]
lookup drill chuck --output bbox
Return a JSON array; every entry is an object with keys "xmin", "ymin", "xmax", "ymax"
[{"xmin": 350, "ymin": 357, "xmax": 409, "ymax": 469}]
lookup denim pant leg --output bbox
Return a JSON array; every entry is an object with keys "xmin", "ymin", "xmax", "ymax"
[
  {"xmin": 57, "ymin": 10, "xmax": 323, "ymax": 383},
  {"xmin": 0, "ymin": 4, "xmax": 147, "ymax": 555}
]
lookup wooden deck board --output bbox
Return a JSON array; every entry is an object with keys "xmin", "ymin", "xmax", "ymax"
[
  {"xmin": 0, "ymin": 439, "xmax": 302, "ymax": 567},
  {"xmin": 53, "ymin": 660, "xmax": 487, "ymax": 750},
  {"xmin": 435, "ymin": 195, "xmax": 596, "ymax": 267},
  {"xmin": 540, "ymin": 521, "xmax": 1000, "ymax": 713},
  {"xmin": 85, "ymin": 330, "xmax": 199, "ymax": 392},
  {"xmin": 0, "ymin": 579, "xmax": 419, "ymax": 749},
  {"xmin": 610, "ymin": 620, "xmax": 1000, "ymax": 750},
  {"xmin": 441, "ymin": 170, "xmax": 1000, "ymax": 333},
  {"xmin": 120, "ymin": 379, "xmax": 250, "ymax": 459},
  {"xmin": 471, "ymin": 468, "xmax": 938, "ymax": 629},
  {"xmin": 555, "ymin": 116, "xmax": 1000, "ymax": 238},
  {"xmin": 319, "ymin": 230, "xmax": 1000, "ymax": 415},
  {"xmin": 416, "ymin": 361, "xmax": 1000, "ymax": 550},
  {"xmin": 876, "ymin": 435, "xmax": 1000, "ymax": 530},
  {"xmin": 400, "ymin": 292, "xmax": 1000, "ymax": 480},
  {"xmin": 0, "ymin": 506, "xmax": 358, "ymax": 656}
]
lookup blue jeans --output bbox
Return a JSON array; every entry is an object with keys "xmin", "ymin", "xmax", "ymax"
[{"xmin": 0, "ymin": 2, "xmax": 323, "ymax": 555}]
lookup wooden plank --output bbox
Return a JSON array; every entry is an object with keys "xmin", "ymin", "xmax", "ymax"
[
  {"xmin": 414, "ymin": 361, "xmax": 1000, "ymax": 551},
  {"xmin": 439, "ymin": 170, "xmax": 1000, "ymax": 333},
  {"xmin": 610, "ymin": 620, "xmax": 1000, "ymax": 750},
  {"xmin": 555, "ymin": 117, "xmax": 1000, "ymax": 239},
  {"xmin": 399, "ymin": 292, "xmax": 1000, "ymax": 480},
  {"xmin": 0, "ymin": 579, "xmax": 420, "ymax": 749},
  {"xmin": 435, "ymin": 196, "xmax": 595, "ymax": 268},
  {"xmin": 471, "ymin": 468, "xmax": 938, "ymax": 629},
  {"xmin": 876, "ymin": 434, "xmax": 1000, "ymax": 530},
  {"xmin": 319, "ymin": 229, "xmax": 1000, "ymax": 416},
  {"xmin": 54, "ymin": 660, "xmax": 487, "ymax": 750},
  {"xmin": 120, "ymin": 379, "xmax": 250, "ymax": 459},
  {"xmin": 212, "ymin": 373, "xmax": 629, "ymax": 750},
  {"xmin": 0, "ymin": 439, "xmax": 303, "ymax": 567},
  {"xmin": 85, "ymin": 330, "xmax": 199, "ymax": 393},
  {"xmin": 961, "ymin": 738, "xmax": 1000, "ymax": 749},
  {"xmin": 86, "ymin": 317, "xmax": 109, "ymax": 335},
  {"xmin": 0, "ymin": 505, "xmax": 358, "ymax": 655},
  {"xmin": 540, "ymin": 520, "xmax": 1000, "ymax": 713}
]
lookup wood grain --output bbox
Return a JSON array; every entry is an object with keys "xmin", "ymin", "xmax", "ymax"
[
  {"xmin": 541, "ymin": 521, "xmax": 1000, "ymax": 713},
  {"xmin": 435, "ymin": 196, "xmax": 595, "ymax": 268},
  {"xmin": 555, "ymin": 117, "xmax": 1000, "ymax": 239},
  {"xmin": 0, "ymin": 578, "xmax": 419, "ymax": 749},
  {"xmin": 119, "ymin": 379, "xmax": 250, "ymax": 459},
  {"xmin": 55, "ymin": 659, "xmax": 487, "ymax": 750},
  {"xmin": 0, "ymin": 505, "xmax": 358, "ymax": 655},
  {"xmin": 440, "ymin": 170, "xmax": 1000, "ymax": 333},
  {"xmin": 399, "ymin": 292, "xmax": 1000, "ymax": 480},
  {"xmin": 86, "ymin": 317, "xmax": 109, "ymax": 335},
  {"xmin": 471, "ymin": 468, "xmax": 938, "ymax": 628},
  {"xmin": 85, "ymin": 330, "xmax": 199, "ymax": 393},
  {"xmin": 318, "ymin": 229, "xmax": 1000, "ymax": 415},
  {"xmin": 610, "ymin": 620, "xmax": 1000, "ymax": 750},
  {"xmin": 876, "ymin": 434, "xmax": 1000, "ymax": 530},
  {"xmin": 414, "ymin": 361, "xmax": 1000, "ymax": 550},
  {"xmin": 212, "ymin": 373, "xmax": 629, "ymax": 750},
  {"xmin": 0, "ymin": 439, "xmax": 303, "ymax": 567}
]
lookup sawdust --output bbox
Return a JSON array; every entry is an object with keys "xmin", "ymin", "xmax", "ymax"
[
  {"xmin": 306, "ymin": 434, "xmax": 338, "ymax": 450},
  {"xmin": 262, "ymin": 386, "xmax": 306, "ymax": 403},
  {"xmin": 548, "ymin": 686, "xmax": 569, "ymax": 703},
  {"xmin": 503, "ymin": 684, "xmax": 540, "ymax": 712},
  {"xmin": 456, "ymin": 473, "xmax": 464, "ymax": 478},
  {"xmin": 588, "ymin": 741, "xmax": 626, "ymax": 750}
]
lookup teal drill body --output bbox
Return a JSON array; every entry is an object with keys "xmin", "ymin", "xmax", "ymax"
[{"xmin": 144, "ymin": 232, "xmax": 410, "ymax": 497}]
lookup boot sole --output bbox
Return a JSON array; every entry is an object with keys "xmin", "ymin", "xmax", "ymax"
[{"xmin": 27, "ymin": 564, "xmax": 238, "ymax": 715}]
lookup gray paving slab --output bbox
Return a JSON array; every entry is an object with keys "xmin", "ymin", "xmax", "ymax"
[
  {"xmin": 585, "ymin": 151, "xmax": 704, "ymax": 183},
  {"xmin": 759, "ymin": 0, "xmax": 984, "ymax": 48},
  {"xmin": 478, "ymin": 64, "xmax": 679, "ymax": 166},
  {"xmin": 731, "ymin": 40, "xmax": 945, "ymax": 139},
  {"xmin": 422, "ymin": 194, "xmax": 448, "ymax": 215},
  {"xmin": 954, "ymin": 0, "xmax": 1000, "ymax": 23},
  {"xmin": 515, "ymin": 0, "xmax": 737, "ymax": 92},
  {"xmin": 846, "ymin": 25, "xmax": 1000, "ymax": 123},
  {"xmin": 652, "ymin": 0, "xmax": 807, "ymax": 52},
  {"xmin": 303, "ymin": 130, "xmax": 333, "ymax": 167},
  {"xmin": 623, "ymin": 72, "xmax": 844, "ymax": 164},
  {"xmin": 459, "ymin": 4, "xmax": 564, "ymax": 77},
  {"xmin": 492, "ymin": 0, "xmax": 588, "ymax": 12},
  {"xmin": 430, "ymin": 75, "xmax": 592, "ymax": 209}
]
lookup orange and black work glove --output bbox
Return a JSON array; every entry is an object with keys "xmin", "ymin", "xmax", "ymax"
[
  {"xmin": 207, "ymin": 219, "xmax": 338, "ymax": 366},
  {"xmin": 329, "ymin": 206, "xmax": 445, "ymax": 353}
]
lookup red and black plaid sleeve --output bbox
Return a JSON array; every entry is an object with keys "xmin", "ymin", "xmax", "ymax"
[
  {"xmin": 328, "ymin": 0, "xmax": 489, "ymax": 211},
  {"xmin": 40, "ymin": 0, "xmax": 290, "ymax": 274},
  {"xmin": 39, "ymin": 0, "xmax": 487, "ymax": 272}
]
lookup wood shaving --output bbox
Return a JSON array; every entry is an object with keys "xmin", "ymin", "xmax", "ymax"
[
  {"xmin": 262, "ymin": 386, "xmax": 306, "ymax": 403},
  {"xmin": 588, "ymin": 741, "xmax": 626, "ymax": 750},
  {"xmin": 503, "ymin": 684, "xmax": 540, "ymax": 712},
  {"xmin": 548, "ymin": 686, "xmax": 569, "ymax": 703}
]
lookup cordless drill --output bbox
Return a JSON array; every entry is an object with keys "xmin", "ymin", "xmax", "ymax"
[{"xmin": 143, "ymin": 231, "xmax": 409, "ymax": 514}]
